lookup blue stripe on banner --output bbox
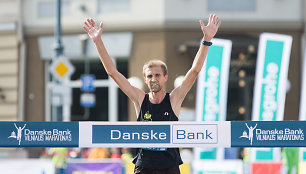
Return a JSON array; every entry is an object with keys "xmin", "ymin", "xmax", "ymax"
[
  {"xmin": 0, "ymin": 122, "xmax": 79, "ymax": 147},
  {"xmin": 92, "ymin": 125, "xmax": 171, "ymax": 144},
  {"xmin": 0, "ymin": 121, "xmax": 306, "ymax": 147},
  {"xmin": 231, "ymin": 121, "xmax": 306, "ymax": 147}
]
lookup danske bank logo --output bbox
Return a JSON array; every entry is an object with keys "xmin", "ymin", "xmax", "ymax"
[
  {"xmin": 239, "ymin": 122, "xmax": 305, "ymax": 146},
  {"xmin": 172, "ymin": 124, "xmax": 217, "ymax": 144},
  {"xmin": 8, "ymin": 123, "xmax": 26, "ymax": 145},
  {"xmin": 239, "ymin": 123, "xmax": 257, "ymax": 145},
  {"xmin": 92, "ymin": 125, "xmax": 171, "ymax": 144},
  {"xmin": 8, "ymin": 123, "xmax": 72, "ymax": 145},
  {"xmin": 92, "ymin": 124, "xmax": 218, "ymax": 145}
]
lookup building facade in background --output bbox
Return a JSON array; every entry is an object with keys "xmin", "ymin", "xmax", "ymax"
[
  {"xmin": 0, "ymin": 0, "xmax": 24, "ymax": 121},
  {"xmin": 0, "ymin": 0, "xmax": 304, "ymax": 123}
]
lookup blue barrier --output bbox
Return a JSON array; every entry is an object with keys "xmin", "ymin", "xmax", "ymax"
[{"xmin": 0, "ymin": 121, "xmax": 305, "ymax": 148}]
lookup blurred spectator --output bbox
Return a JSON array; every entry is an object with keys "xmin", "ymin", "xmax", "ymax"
[
  {"xmin": 44, "ymin": 148, "xmax": 69, "ymax": 174},
  {"xmin": 88, "ymin": 148, "xmax": 109, "ymax": 159},
  {"xmin": 69, "ymin": 148, "xmax": 82, "ymax": 159},
  {"xmin": 282, "ymin": 147, "xmax": 299, "ymax": 174},
  {"xmin": 121, "ymin": 148, "xmax": 133, "ymax": 162},
  {"xmin": 110, "ymin": 148, "xmax": 121, "ymax": 159},
  {"xmin": 242, "ymin": 148, "xmax": 250, "ymax": 162},
  {"xmin": 81, "ymin": 148, "xmax": 91, "ymax": 158}
]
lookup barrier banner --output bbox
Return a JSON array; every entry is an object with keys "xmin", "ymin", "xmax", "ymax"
[
  {"xmin": 195, "ymin": 38, "xmax": 232, "ymax": 160},
  {"xmin": 0, "ymin": 122, "xmax": 79, "ymax": 147},
  {"xmin": 251, "ymin": 33, "xmax": 292, "ymax": 161},
  {"xmin": 79, "ymin": 121, "xmax": 231, "ymax": 148},
  {"xmin": 66, "ymin": 160, "xmax": 122, "ymax": 174},
  {"xmin": 0, "ymin": 121, "xmax": 306, "ymax": 148},
  {"xmin": 231, "ymin": 121, "xmax": 306, "ymax": 147}
]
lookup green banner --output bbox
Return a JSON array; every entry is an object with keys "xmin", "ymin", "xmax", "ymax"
[
  {"xmin": 251, "ymin": 33, "xmax": 292, "ymax": 161},
  {"xmin": 196, "ymin": 38, "xmax": 232, "ymax": 160},
  {"xmin": 258, "ymin": 41, "xmax": 283, "ymax": 121},
  {"xmin": 201, "ymin": 45, "xmax": 223, "ymax": 121}
]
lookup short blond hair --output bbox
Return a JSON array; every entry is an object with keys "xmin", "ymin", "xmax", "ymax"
[{"xmin": 143, "ymin": 60, "xmax": 168, "ymax": 76}]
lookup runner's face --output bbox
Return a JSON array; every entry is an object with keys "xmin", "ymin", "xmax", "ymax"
[{"xmin": 144, "ymin": 66, "xmax": 168, "ymax": 93}]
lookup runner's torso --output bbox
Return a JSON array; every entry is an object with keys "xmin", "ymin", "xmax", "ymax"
[{"xmin": 133, "ymin": 93, "xmax": 183, "ymax": 169}]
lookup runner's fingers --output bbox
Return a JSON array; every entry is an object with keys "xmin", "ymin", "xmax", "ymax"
[
  {"xmin": 82, "ymin": 26, "xmax": 89, "ymax": 33},
  {"xmin": 86, "ymin": 18, "xmax": 94, "ymax": 27},
  {"xmin": 217, "ymin": 20, "xmax": 221, "ymax": 28},
  {"xmin": 199, "ymin": 20, "xmax": 205, "ymax": 28},
  {"xmin": 215, "ymin": 16, "xmax": 219, "ymax": 25},
  {"xmin": 212, "ymin": 14, "xmax": 217, "ymax": 24},
  {"xmin": 90, "ymin": 19, "xmax": 97, "ymax": 28},
  {"xmin": 84, "ymin": 20, "xmax": 91, "ymax": 28},
  {"xmin": 99, "ymin": 21, "xmax": 103, "ymax": 29},
  {"xmin": 209, "ymin": 14, "xmax": 213, "ymax": 24}
]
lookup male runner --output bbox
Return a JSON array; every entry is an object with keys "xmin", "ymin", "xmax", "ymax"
[{"xmin": 83, "ymin": 14, "xmax": 221, "ymax": 174}]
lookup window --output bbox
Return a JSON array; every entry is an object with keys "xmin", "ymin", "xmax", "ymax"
[
  {"xmin": 97, "ymin": 0, "xmax": 130, "ymax": 14},
  {"xmin": 38, "ymin": 0, "xmax": 70, "ymax": 18},
  {"xmin": 208, "ymin": 0, "xmax": 256, "ymax": 11}
]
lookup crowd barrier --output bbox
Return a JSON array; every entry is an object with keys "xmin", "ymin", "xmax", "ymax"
[{"xmin": 1, "ymin": 121, "xmax": 305, "ymax": 148}]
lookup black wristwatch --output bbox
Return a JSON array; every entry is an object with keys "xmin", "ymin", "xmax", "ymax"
[{"xmin": 202, "ymin": 40, "xmax": 212, "ymax": 46}]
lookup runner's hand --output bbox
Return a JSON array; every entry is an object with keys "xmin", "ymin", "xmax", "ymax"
[
  {"xmin": 199, "ymin": 14, "xmax": 221, "ymax": 41},
  {"xmin": 83, "ymin": 18, "xmax": 103, "ymax": 43}
]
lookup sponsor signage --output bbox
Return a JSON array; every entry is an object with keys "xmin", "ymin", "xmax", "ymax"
[
  {"xmin": 252, "ymin": 33, "xmax": 292, "ymax": 121},
  {"xmin": 1, "ymin": 121, "xmax": 306, "ymax": 148},
  {"xmin": 251, "ymin": 33, "xmax": 292, "ymax": 161},
  {"xmin": 92, "ymin": 125, "xmax": 170, "ymax": 144},
  {"xmin": 172, "ymin": 124, "xmax": 217, "ymax": 144},
  {"xmin": 231, "ymin": 121, "xmax": 306, "ymax": 147},
  {"xmin": 79, "ymin": 122, "xmax": 230, "ymax": 148},
  {"xmin": 0, "ymin": 122, "xmax": 79, "ymax": 147},
  {"xmin": 196, "ymin": 38, "xmax": 232, "ymax": 122},
  {"xmin": 195, "ymin": 38, "xmax": 232, "ymax": 160}
]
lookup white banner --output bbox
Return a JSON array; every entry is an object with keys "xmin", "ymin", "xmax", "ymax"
[
  {"xmin": 195, "ymin": 38, "xmax": 232, "ymax": 160},
  {"xmin": 251, "ymin": 33, "xmax": 292, "ymax": 161},
  {"xmin": 79, "ymin": 121, "xmax": 231, "ymax": 148}
]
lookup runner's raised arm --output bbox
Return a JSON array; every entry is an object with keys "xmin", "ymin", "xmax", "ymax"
[
  {"xmin": 170, "ymin": 14, "xmax": 221, "ymax": 116},
  {"xmin": 82, "ymin": 18, "xmax": 145, "ymax": 115}
]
